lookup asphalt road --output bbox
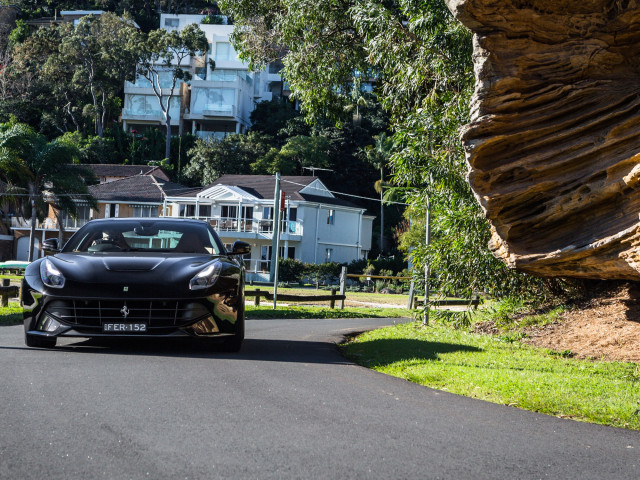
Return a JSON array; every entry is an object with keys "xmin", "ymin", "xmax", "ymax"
[{"xmin": 1, "ymin": 318, "xmax": 639, "ymax": 479}]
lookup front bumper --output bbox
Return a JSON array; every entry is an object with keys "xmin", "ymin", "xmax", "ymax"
[{"xmin": 23, "ymin": 291, "xmax": 240, "ymax": 340}]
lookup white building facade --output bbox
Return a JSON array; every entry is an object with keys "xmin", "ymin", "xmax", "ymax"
[
  {"xmin": 121, "ymin": 14, "xmax": 284, "ymax": 137},
  {"xmin": 163, "ymin": 175, "xmax": 374, "ymax": 281}
]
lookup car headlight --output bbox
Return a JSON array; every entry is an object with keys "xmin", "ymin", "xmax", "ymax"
[
  {"xmin": 189, "ymin": 262, "xmax": 222, "ymax": 290},
  {"xmin": 40, "ymin": 258, "xmax": 66, "ymax": 288}
]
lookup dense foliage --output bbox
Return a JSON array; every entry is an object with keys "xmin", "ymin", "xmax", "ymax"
[{"xmin": 219, "ymin": 0, "xmax": 541, "ymax": 297}]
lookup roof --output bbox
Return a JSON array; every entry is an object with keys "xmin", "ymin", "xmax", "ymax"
[
  {"xmin": 209, "ymin": 175, "xmax": 316, "ymax": 200},
  {"xmin": 88, "ymin": 175, "xmax": 187, "ymax": 203},
  {"xmin": 79, "ymin": 164, "xmax": 171, "ymax": 182},
  {"xmin": 203, "ymin": 175, "xmax": 359, "ymax": 208}
]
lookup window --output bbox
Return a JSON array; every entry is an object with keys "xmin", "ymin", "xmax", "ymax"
[
  {"xmin": 210, "ymin": 69, "xmax": 239, "ymax": 82},
  {"xmin": 327, "ymin": 209, "xmax": 335, "ymax": 225},
  {"xmin": 263, "ymin": 207, "xmax": 273, "ymax": 219},
  {"xmin": 242, "ymin": 206, "xmax": 253, "ymax": 219},
  {"xmin": 61, "ymin": 205, "xmax": 92, "ymax": 229},
  {"xmin": 194, "ymin": 67, "xmax": 207, "ymax": 81},
  {"xmin": 179, "ymin": 204, "xmax": 196, "ymax": 217},
  {"xmin": 131, "ymin": 205, "xmax": 159, "ymax": 218},
  {"xmin": 325, "ymin": 248, "xmax": 333, "ymax": 262},
  {"xmin": 215, "ymin": 42, "xmax": 237, "ymax": 61},
  {"xmin": 221, "ymin": 205, "xmax": 238, "ymax": 219},
  {"xmin": 206, "ymin": 88, "xmax": 235, "ymax": 109},
  {"xmin": 260, "ymin": 245, "xmax": 271, "ymax": 272},
  {"xmin": 105, "ymin": 203, "xmax": 118, "ymax": 218},
  {"xmin": 198, "ymin": 204, "xmax": 211, "ymax": 218},
  {"xmin": 164, "ymin": 18, "xmax": 179, "ymax": 28}
]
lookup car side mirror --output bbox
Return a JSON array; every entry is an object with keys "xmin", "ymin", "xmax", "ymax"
[
  {"xmin": 42, "ymin": 238, "xmax": 60, "ymax": 253},
  {"xmin": 229, "ymin": 241, "xmax": 250, "ymax": 256}
]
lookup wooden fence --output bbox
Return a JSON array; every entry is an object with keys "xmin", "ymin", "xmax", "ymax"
[
  {"xmin": 0, "ymin": 279, "xmax": 19, "ymax": 307},
  {"xmin": 246, "ymin": 288, "xmax": 346, "ymax": 309}
]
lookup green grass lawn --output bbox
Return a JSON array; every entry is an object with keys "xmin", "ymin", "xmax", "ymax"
[
  {"xmin": 0, "ymin": 303, "xmax": 23, "ymax": 326},
  {"xmin": 246, "ymin": 304, "xmax": 411, "ymax": 319},
  {"xmin": 341, "ymin": 321, "xmax": 640, "ymax": 430}
]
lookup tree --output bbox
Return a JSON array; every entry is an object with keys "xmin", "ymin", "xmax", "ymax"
[
  {"xmin": 363, "ymin": 132, "xmax": 393, "ymax": 253},
  {"xmin": 218, "ymin": 0, "xmax": 537, "ymax": 297},
  {"xmin": 131, "ymin": 23, "xmax": 209, "ymax": 161},
  {"xmin": 251, "ymin": 135, "xmax": 330, "ymax": 175},
  {"xmin": 57, "ymin": 13, "xmax": 138, "ymax": 138},
  {"xmin": 0, "ymin": 122, "xmax": 95, "ymax": 261},
  {"xmin": 184, "ymin": 131, "xmax": 274, "ymax": 185}
]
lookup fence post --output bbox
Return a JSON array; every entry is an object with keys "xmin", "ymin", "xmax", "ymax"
[
  {"xmin": 1, "ymin": 279, "xmax": 9, "ymax": 308},
  {"xmin": 339, "ymin": 266, "xmax": 347, "ymax": 309},
  {"xmin": 330, "ymin": 288, "xmax": 337, "ymax": 309},
  {"xmin": 254, "ymin": 289, "xmax": 261, "ymax": 306},
  {"xmin": 407, "ymin": 280, "xmax": 415, "ymax": 309}
]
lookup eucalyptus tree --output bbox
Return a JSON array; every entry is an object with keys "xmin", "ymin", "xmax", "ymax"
[
  {"xmin": 57, "ymin": 13, "xmax": 139, "ymax": 138},
  {"xmin": 130, "ymin": 23, "xmax": 209, "ymax": 161},
  {"xmin": 219, "ymin": 0, "xmax": 537, "ymax": 296},
  {"xmin": 0, "ymin": 122, "xmax": 95, "ymax": 261}
]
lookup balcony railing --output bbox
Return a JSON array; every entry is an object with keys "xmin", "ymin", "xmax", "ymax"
[
  {"xmin": 181, "ymin": 216, "xmax": 302, "ymax": 236},
  {"xmin": 202, "ymin": 104, "xmax": 236, "ymax": 117},
  {"xmin": 10, "ymin": 217, "xmax": 89, "ymax": 230}
]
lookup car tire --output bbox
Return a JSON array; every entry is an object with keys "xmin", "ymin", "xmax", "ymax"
[
  {"xmin": 25, "ymin": 333, "xmax": 57, "ymax": 349},
  {"xmin": 220, "ymin": 300, "xmax": 245, "ymax": 352}
]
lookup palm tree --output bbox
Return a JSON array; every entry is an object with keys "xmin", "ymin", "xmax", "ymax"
[
  {"xmin": 0, "ymin": 122, "xmax": 95, "ymax": 261},
  {"xmin": 364, "ymin": 132, "xmax": 394, "ymax": 253}
]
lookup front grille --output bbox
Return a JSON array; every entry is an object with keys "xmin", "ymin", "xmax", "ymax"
[{"xmin": 44, "ymin": 299, "xmax": 210, "ymax": 328}]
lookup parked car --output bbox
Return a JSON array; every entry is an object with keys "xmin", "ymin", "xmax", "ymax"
[{"xmin": 22, "ymin": 218, "xmax": 250, "ymax": 351}]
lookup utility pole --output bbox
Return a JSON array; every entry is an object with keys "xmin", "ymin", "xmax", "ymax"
[
  {"xmin": 270, "ymin": 173, "xmax": 282, "ymax": 308},
  {"xmin": 424, "ymin": 196, "xmax": 431, "ymax": 326}
]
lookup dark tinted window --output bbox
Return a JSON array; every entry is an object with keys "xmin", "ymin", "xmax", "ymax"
[{"xmin": 63, "ymin": 220, "xmax": 223, "ymax": 254}]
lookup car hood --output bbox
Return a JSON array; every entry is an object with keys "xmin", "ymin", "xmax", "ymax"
[{"xmin": 29, "ymin": 253, "xmax": 228, "ymax": 298}]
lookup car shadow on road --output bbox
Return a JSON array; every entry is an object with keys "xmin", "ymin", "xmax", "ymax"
[{"xmin": 2, "ymin": 337, "xmax": 353, "ymax": 364}]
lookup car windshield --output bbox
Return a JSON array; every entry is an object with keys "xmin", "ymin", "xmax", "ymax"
[{"xmin": 63, "ymin": 220, "xmax": 223, "ymax": 255}]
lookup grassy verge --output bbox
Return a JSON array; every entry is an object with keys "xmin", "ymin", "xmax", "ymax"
[
  {"xmin": 0, "ymin": 303, "xmax": 23, "ymax": 326},
  {"xmin": 341, "ymin": 321, "xmax": 640, "ymax": 429},
  {"xmin": 246, "ymin": 305, "xmax": 412, "ymax": 319}
]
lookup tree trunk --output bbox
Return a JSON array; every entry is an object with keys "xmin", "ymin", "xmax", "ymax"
[
  {"xmin": 27, "ymin": 195, "xmax": 36, "ymax": 262},
  {"xmin": 165, "ymin": 115, "xmax": 172, "ymax": 160},
  {"xmin": 379, "ymin": 168, "xmax": 384, "ymax": 253}
]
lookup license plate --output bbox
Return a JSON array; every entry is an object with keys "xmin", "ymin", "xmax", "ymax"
[{"xmin": 103, "ymin": 323, "xmax": 148, "ymax": 333}]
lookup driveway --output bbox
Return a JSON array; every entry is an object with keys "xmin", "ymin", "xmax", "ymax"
[{"xmin": 0, "ymin": 318, "xmax": 638, "ymax": 479}]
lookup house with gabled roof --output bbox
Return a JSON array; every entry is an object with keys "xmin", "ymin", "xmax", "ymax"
[
  {"xmin": 163, "ymin": 174, "xmax": 374, "ymax": 281},
  {"xmin": 9, "ymin": 167, "xmax": 187, "ymax": 260}
]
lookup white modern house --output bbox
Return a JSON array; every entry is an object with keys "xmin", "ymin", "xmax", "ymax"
[
  {"xmin": 121, "ymin": 13, "xmax": 284, "ymax": 138},
  {"xmin": 164, "ymin": 175, "xmax": 374, "ymax": 281}
]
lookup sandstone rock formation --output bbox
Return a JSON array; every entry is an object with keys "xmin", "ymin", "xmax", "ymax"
[{"xmin": 446, "ymin": 0, "xmax": 640, "ymax": 279}]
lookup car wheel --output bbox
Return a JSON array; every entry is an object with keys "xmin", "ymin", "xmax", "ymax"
[{"xmin": 25, "ymin": 333, "xmax": 57, "ymax": 349}]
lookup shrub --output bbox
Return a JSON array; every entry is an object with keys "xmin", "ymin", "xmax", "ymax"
[
  {"xmin": 202, "ymin": 15, "xmax": 224, "ymax": 24},
  {"xmin": 278, "ymin": 258, "xmax": 306, "ymax": 283}
]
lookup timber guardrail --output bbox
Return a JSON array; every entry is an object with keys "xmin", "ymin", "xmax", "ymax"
[
  {"xmin": 246, "ymin": 288, "xmax": 346, "ymax": 309},
  {"xmin": 0, "ymin": 279, "xmax": 19, "ymax": 307}
]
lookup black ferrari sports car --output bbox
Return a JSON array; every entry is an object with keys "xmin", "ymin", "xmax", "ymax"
[{"xmin": 22, "ymin": 218, "xmax": 250, "ymax": 351}]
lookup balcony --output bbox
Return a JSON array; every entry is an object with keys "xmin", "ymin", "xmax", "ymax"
[
  {"xmin": 10, "ymin": 217, "xmax": 88, "ymax": 231},
  {"xmin": 177, "ymin": 216, "xmax": 302, "ymax": 239},
  {"xmin": 202, "ymin": 104, "xmax": 236, "ymax": 117}
]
